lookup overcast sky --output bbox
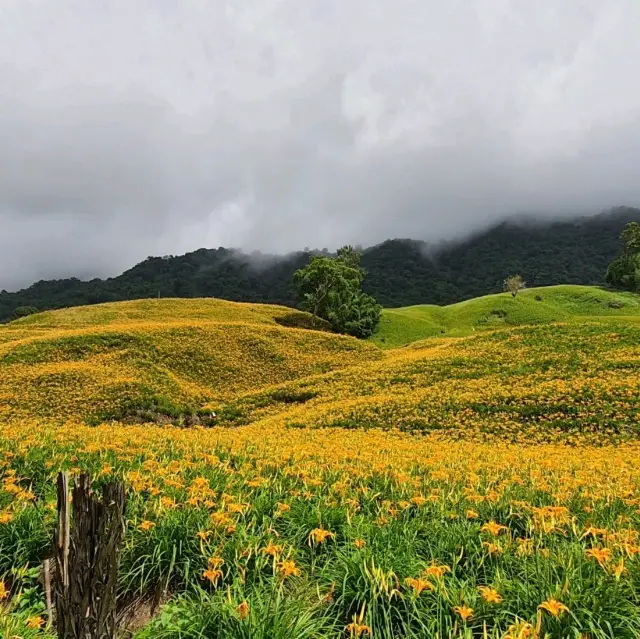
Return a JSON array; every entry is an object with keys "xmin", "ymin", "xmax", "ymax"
[{"xmin": 1, "ymin": 1, "xmax": 640, "ymax": 289}]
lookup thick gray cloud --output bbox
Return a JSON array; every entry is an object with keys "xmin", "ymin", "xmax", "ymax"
[{"xmin": 1, "ymin": 0, "xmax": 640, "ymax": 289}]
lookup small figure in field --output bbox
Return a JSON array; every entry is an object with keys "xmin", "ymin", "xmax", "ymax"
[{"xmin": 503, "ymin": 275, "xmax": 525, "ymax": 298}]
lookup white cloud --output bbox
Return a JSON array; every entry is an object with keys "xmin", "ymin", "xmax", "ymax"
[{"xmin": 0, "ymin": 0, "xmax": 639, "ymax": 288}]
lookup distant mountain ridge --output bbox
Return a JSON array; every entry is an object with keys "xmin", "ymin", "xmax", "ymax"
[{"xmin": 1, "ymin": 206, "xmax": 639, "ymax": 322}]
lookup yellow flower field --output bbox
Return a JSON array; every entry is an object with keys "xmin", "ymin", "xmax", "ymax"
[
  {"xmin": 1, "ymin": 297, "xmax": 639, "ymax": 638},
  {"xmin": 0, "ymin": 299, "xmax": 380, "ymax": 422}
]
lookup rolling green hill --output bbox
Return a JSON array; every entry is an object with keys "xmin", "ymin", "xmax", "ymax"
[{"xmin": 372, "ymin": 285, "xmax": 640, "ymax": 348}]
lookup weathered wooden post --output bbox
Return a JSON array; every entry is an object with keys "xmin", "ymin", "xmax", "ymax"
[{"xmin": 53, "ymin": 472, "xmax": 126, "ymax": 639}]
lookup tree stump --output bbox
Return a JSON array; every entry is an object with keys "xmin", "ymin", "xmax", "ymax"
[{"xmin": 53, "ymin": 472, "xmax": 126, "ymax": 639}]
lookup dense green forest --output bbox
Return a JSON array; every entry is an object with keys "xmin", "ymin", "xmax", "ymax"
[{"xmin": 2, "ymin": 207, "xmax": 639, "ymax": 322}]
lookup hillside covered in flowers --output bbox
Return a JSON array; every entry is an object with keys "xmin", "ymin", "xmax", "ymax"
[{"xmin": 1, "ymin": 289, "xmax": 639, "ymax": 638}]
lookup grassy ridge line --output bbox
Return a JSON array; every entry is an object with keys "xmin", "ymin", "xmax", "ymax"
[
  {"xmin": 373, "ymin": 285, "xmax": 640, "ymax": 348},
  {"xmin": 6, "ymin": 297, "xmax": 305, "ymax": 329}
]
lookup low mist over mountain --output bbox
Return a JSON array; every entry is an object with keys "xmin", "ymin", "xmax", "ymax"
[
  {"xmin": 3, "ymin": 3, "xmax": 640, "ymax": 290},
  {"xmin": 1, "ymin": 208, "xmax": 637, "ymax": 322}
]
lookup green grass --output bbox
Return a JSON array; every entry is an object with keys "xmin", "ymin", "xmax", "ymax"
[{"xmin": 371, "ymin": 285, "xmax": 640, "ymax": 348}]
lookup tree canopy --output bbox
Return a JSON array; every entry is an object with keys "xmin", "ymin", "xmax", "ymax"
[
  {"xmin": 606, "ymin": 221, "xmax": 640, "ymax": 292},
  {"xmin": 10, "ymin": 306, "xmax": 40, "ymax": 320},
  {"xmin": 503, "ymin": 275, "xmax": 525, "ymax": 297},
  {"xmin": 294, "ymin": 247, "xmax": 381, "ymax": 338}
]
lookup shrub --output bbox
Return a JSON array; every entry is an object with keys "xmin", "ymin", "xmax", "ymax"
[{"xmin": 10, "ymin": 306, "xmax": 40, "ymax": 321}]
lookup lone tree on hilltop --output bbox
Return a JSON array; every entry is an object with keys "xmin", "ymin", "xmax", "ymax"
[
  {"xmin": 294, "ymin": 246, "xmax": 381, "ymax": 338},
  {"xmin": 606, "ymin": 222, "xmax": 640, "ymax": 292},
  {"xmin": 503, "ymin": 275, "xmax": 525, "ymax": 298}
]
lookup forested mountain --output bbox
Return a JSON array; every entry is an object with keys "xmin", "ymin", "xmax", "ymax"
[{"xmin": 2, "ymin": 207, "xmax": 638, "ymax": 321}]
